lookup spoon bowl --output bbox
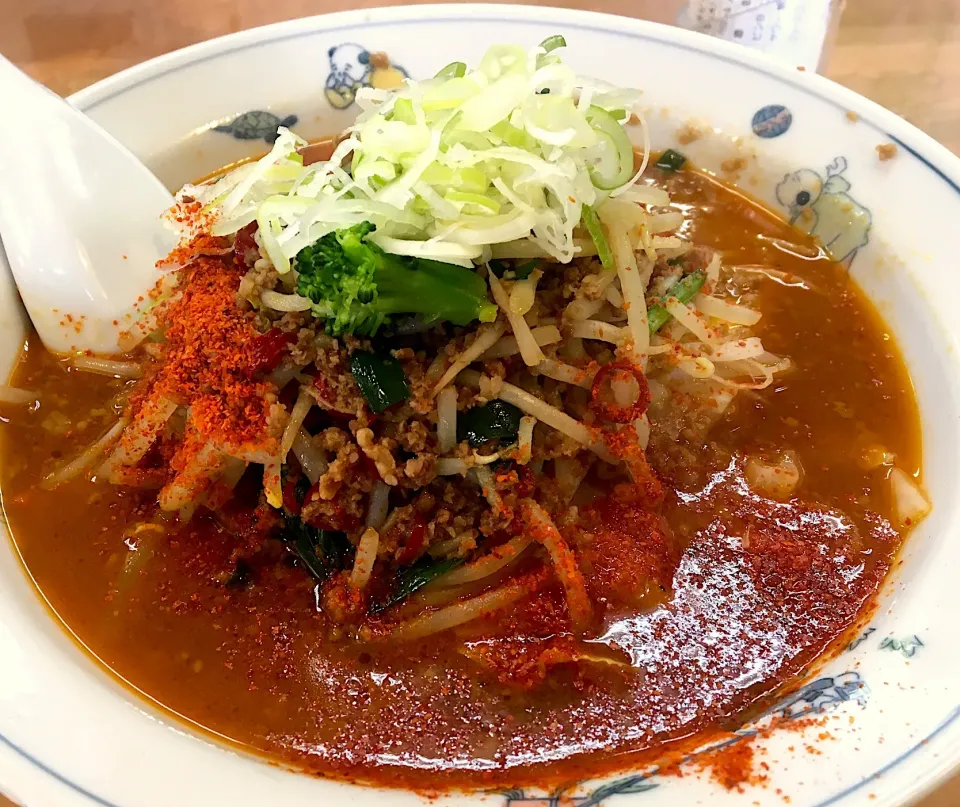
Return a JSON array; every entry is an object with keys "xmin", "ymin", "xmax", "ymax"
[{"xmin": 0, "ymin": 54, "xmax": 174, "ymax": 355}]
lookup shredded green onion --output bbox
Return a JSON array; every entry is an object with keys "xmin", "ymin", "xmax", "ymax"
[
  {"xmin": 647, "ymin": 270, "xmax": 707, "ymax": 334},
  {"xmin": 656, "ymin": 149, "xmax": 687, "ymax": 172},
  {"xmin": 187, "ymin": 43, "xmax": 648, "ymax": 269},
  {"xmin": 581, "ymin": 205, "xmax": 614, "ymax": 270},
  {"xmin": 539, "ymin": 34, "xmax": 567, "ymax": 53},
  {"xmin": 436, "ymin": 61, "xmax": 467, "ymax": 79}
]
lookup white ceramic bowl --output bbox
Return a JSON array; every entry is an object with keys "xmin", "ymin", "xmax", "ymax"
[{"xmin": 2, "ymin": 6, "xmax": 960, "ymax": 807}]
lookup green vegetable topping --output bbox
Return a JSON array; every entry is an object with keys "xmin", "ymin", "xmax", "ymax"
[
  {"xmin": 436, "ymin": 61, "xmax": 467, "ymax": 79},
  {"xmin": 647, "ymin": 269, "xmax": 707, "ymax": 334},
  {"xmin": 581, "ymin": 205, "xmax": 614, "ymax": 270},
  {"xmin": 459, "ymin": 399, "xmax": 523, "ymax": 448},
  {"xmin": 201, "ymin": 44, "xmax": 653, "ymax": 273},
  {"xmin": 655, "ymin": 148, "xmax": 687, "ymax": 172},
  {"xmin": 539, "ymin": 34, "xmax": 567, "ymax": 53},
  {"xmin": 489, "ymin": 259, "xmax": 539, "ymax": 280},
  {"xmin": 389, "ymin": 97, "xmax": 416, "ymax": 124},
  {"xmin": 349, "ymin": 351, "xmax": 411, "ymax": 414},
  {"xmin": 511, "ymin": 260, "xmax": 539, "ymax": 281},
  {"xmin": 584, "ymin": 106, "xmax": 635, "ymax": 190},
  {"xmin": 369, "ymin": 556, "xmax": 465, "ymax": 614},
  {"xmin": 295, "ymin": 222, "xmax": 498, "ymax": 336},
  {"xmin": 280, "ymin": 516, "xmax": 353, "ymax": 583}
]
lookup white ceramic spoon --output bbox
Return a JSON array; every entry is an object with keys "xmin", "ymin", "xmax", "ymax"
[{"xmin": 0, "ymin": 54, "xmax": 176, "ymax": 355}]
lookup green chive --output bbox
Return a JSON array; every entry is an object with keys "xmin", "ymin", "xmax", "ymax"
[
  {"xmin": 369, "ymin": 557, "xmax": 465, "ymax": 613},
  {"xmin": 539, "ymin": 34, "xmax": 567, "ymax": 53},
  {"xmin": 581, "ymin": 205, "xmax": 614, "ymax": 270},
  {"xmin": 655, "ymin": 148, "xmax": 687, "ymax": 172},
  {"xmin": 647, "ymin": 270, "xmax": 707, "ymax": 334},
  {"xmin": 436, "ymin": 61, "xmax": 467, "ymax": 79}
]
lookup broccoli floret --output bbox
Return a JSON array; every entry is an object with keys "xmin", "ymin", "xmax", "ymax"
[{"xmin": 295, "ymin": 222, "xmax": 498, "ymax": 336}]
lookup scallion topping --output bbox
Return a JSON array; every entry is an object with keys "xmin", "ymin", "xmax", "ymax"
[{"xmin": 656, "ymin": 148, "xmax": 687, "ymax": 172}]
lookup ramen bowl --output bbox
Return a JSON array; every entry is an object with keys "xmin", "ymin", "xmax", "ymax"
[{"xmin": 1, "ymin": 6, "xmax": 959, "ymax": 807}]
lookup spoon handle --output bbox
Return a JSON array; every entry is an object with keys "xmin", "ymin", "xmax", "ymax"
[{"xmin": 0, "ymin": 53, "xmax": 175, "ymax": 355}]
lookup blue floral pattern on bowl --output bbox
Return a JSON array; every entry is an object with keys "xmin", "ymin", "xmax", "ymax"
[
  {"xmin": 880, "ymin": 635, "xmax": 925, "ymax": 658},
  {"xmin": 504, "ymin": 672, "xmax": 870, "ymax": 806}
]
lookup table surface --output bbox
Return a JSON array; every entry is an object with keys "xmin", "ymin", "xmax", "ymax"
[{"xmin": 1, "ymin": 0, "xmax": 959, "ymax": 805}]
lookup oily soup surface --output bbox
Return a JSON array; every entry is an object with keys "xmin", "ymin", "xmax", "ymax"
[{"xmin": 0, "ymin": 168, "xmax": 920, "ymax": 789}]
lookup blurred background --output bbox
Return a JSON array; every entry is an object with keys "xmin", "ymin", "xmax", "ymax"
[{"xmin": 0, "ymin": 0, "xmax": 958, "ymax": 805}]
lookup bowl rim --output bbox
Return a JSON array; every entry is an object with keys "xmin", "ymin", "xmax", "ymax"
[{"xmin": 3, "ymin": 5, "xmax": 960, "ymax": 807}]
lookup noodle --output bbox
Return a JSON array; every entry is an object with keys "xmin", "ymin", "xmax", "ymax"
[
  {"xmin": 705, "ymin": 253, "xmax": 721, "ymax": 290},
  {"xmin": 695, "ymin": 293, "xmax": 762, "ymax": 326},
  {"xmin": 432, "ymin": 321, "xmax": 506, "ymax": 396},
  {"xmin": 368, "ymin": 575, "xmax": 536, "ymax": 642},
  {"xmin": 436, "ymin": 535, "xmax": 534, "ymax": 587},
  {"xmin": 712, "ymin": 359, "xmax": 775, "ymax": 390},
  {"xmin": 205, "ymin": 457, "xmax": 248, "ymax": 509},
  {"xmin": 71, "ymin": 357, "xmax": 143, "ymax": 379},
  {"xmin": 563, "ymin": 297, "xmax": 604, "ymax": 322},
  {"xmin": 0, "ymin": 386, "xmax": 38, "ymax": 405},
  {"xmin": 676, "ymin": 356, "xmax": 716, "ymax": 379},
  {"xmin": 599, "ymin": 201, "xmax": 650, "ymax": 362},
  {"xmin": 474, "ymin": 465, "xmax": 503, "ymax": 513},
  {"xmin": 280, "ymin": 388, "xmax": 314, "ymax": 459},
  {"xmin": 605, "ymin": 285, "xmax": 624, "ymax": 309},
  {"xmin": 472, "ymin": 450, "xmax": 503, "ymax": 466},
  {"xmin": 709, "ymin": 337, "xmax": 766, "ymax": 362},
  {"xmin": 260, "ymin": 290, "xmax": 314, "ymax": 312},
  {"xmin": 536, "ymin": 358, "xmax": 595, "ymax": 389},
  {"xmin": 664, "ymin": 298, "xmax": 719, "ymax": 346},
  {"xmin": 437, "ymin": 387, "xmax": 459, "ymax": 454},
  {"xmin": 516, "ymin": 416, "xmax": 536, "ymax": 464},
  {"xmin": 101, "ymin": 396, "xmax": 179, "ymax": 479},
  {"xmin": 292, "ymin": 429, "xmax": 328, "ymax": 484},
  {"xmin": 569, "ymin": 320, "xmax": 626, "ymax": 344},
  {"xmin": 615, "ymin": 185, "xmax": 670, "ymax": 206},
  {"xmin": 262, "ymin": 456, "xmax": 283, "ymax": 508},
  {"xmin": 647, "ymin": 211, "xmax": 684, "ymax": 234},
  {"xmin": 650, "ymin": 236, "xmax": 683, "ymax": 251},
  {"xmin": 366, "ymin": 482, "xmax": 391, "ymax": 529},
  {"xmin": 459, "ymin": 373, "xmax": 599, "ymax": 455},
  {"xmin": 268, "ymin": 363, "xmax": 305, "ymax": 389},
  {"xmin": 350, "ymin": 527, "xmax": 380, "ymax": 590},
  {"xmin": 508, "ymin": 269, "xmax": 542, "ymax": 317},
  {"xmin": 481, "ymin": 325, "xmax": 561, "ymax": 359},
  {"xmin": 488, "ymin": 270, "xmax": 544, "ymax": 367},
  {"xmin": 437, "ymin": 458, "xmax": 470, "ymax": 476},
  {"xmin": 158, "ymin": 441, "xmax": 226, "ymax": 511},
  {"xmin": 105, "ymin": 466, "xmax": 167, "ymax": 489},
  {"xmin": 635, "ymin": 413, "xmax": 651, "ymax": 450},
  {"xmin": 521, "ymin": 499, "xmax": 592, "ymax": 632},
  {"xmin": 554, "ymin": 456, "xmax": 590, "ymax": 503},
  {"xmin": 41, "ymin": 417, "xmax": 129, "ymax": 490}
]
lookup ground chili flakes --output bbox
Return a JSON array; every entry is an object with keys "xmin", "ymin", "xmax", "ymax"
[{"xmin": 141, "ymin": 256, "xmax": 281, "ymax": 451}]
